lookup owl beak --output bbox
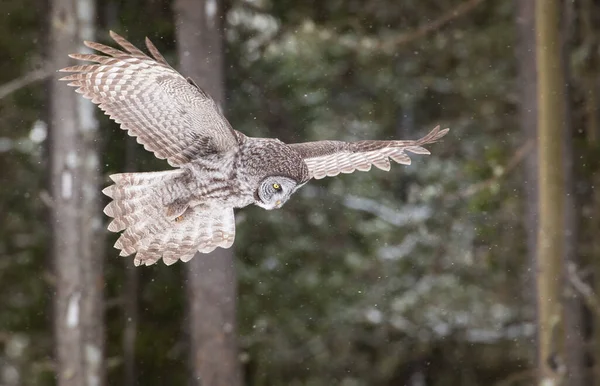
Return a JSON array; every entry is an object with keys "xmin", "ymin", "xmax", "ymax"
[{"xmin": 276, "ymin": 200, "xmax": 282, "ymax": 208}]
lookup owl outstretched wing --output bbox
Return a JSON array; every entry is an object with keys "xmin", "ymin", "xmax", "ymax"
[
  {"xmin": 288, "ymin": 125, "xmax": 449, "ymax": 180},
  {"xmin": 59, "ymin": 31, "xmax": 237, "ymax": 166}
]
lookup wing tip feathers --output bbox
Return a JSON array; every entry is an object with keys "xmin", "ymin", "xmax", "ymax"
[
  {"xmin": 418, "ymin": 125, "xmax": 450, "ymax": 145},
  {"xmin": 108, "ymin": 30, "xmax": 120, "ymax": 41}
]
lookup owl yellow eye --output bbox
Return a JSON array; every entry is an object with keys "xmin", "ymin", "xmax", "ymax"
[{"xmin": 273, "ymin": 183, "xmax": 281, "ymax": 191}]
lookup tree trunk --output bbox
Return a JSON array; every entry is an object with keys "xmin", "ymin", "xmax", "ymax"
[
  {"xmin": 49, "ymin": 0, "xmax": 104, "ymax": 384},
  {"xmin": 123, "ymin": 137, "xmax": 139, "ymax": 386},
  {"xmin": 173, "ymin": 1, "xmax": 243, "ymax": 385},
  {"xmin": 578, "ymin": 1, "xmax": 600, "ymax": 383},
  {"xmin": 535, "ymin": 0, "xmax": 567, "ymax": 383},
  {"xmin": 560, "ymin": 0, "xmax": 586, "ymax": 383},
  {"xmin": 515, "ymin": 0, "xmax": 538, "ymax": 366},
  {"xmin": 77, "ymin": 0, "xmax": 105, "ymax": 384}
]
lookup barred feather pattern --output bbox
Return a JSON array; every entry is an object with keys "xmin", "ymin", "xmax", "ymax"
[
  {"xmin": 289, "ymin": 125, "xmax": 449, "ymax": 179},
  {"xmin": 59, "ymin": 31, "xmax": 238, "ymax": 167},
  {"xmin": 102, "ymin": 170, "xmax": 236, "ymax": 266}
]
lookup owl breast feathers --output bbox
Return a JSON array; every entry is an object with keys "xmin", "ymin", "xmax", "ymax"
[{"xmin": 59, "ymin": 31, "xmax": 449, "ymax": 266}]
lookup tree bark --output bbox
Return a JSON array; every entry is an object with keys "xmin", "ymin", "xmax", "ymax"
[
  {"xmin": 77, "ymin": 0, "xmax": 105, "ymax": 385},
  {"xmin": 515, "ymin": 0, "xmax": 538, "ymax": 365},
  {"xmin": 123, "ymin": 137, "xmax": 139, "ymax": 386},
  {"xmin": 49, "ymin": 0, "xmax": 104, "ymax": 384},
  {"xmin": 173, "ymin": 1, "xmax": 243, "ymax": 385},
  {"xmin": 560, "ymin": 0, "xmax": 586, "ymax": 383},
  {"xmin": 578, "ymin": 1, "xmax": 600, "ymax": 383},
  {"xmin": 535, "ymin": 0, "xmax": 567, "ymax": 383}
]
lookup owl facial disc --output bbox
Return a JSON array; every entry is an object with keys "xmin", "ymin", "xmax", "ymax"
[{"xmin": 255, "ymin": 176, "xmax": 299, "ymax": 210}]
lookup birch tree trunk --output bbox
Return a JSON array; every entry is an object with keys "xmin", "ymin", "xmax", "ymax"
[
  {"xmin": 535, "ymin": 0, "xmax": 566, "ymax": 383},
  {"xmin": 173, "ymin": 1, "xmax": 242, "ymax": 385},
  {"xmin": 49, "ymin": 0, "xmax": 104, "ymax": 384}
]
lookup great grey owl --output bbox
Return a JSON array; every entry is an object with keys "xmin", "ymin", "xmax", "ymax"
[{"xmin": 59, "ymin": 31, "xmax": 449, "ymax": 267}]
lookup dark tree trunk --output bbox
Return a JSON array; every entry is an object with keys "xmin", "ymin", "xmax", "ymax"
[
  {"xmin": 516, "ymin": 0, "xmax": 539, "ymax": 369},
  {"xmin": 123, "ymin": 137, "xmax": 139, "ymax": 386},
  {"xmin": 579, "ymin": 0, "xmax": 600, "ymax": 382},
  {"xmin": 48, "ymin": 0, "xmax": 104, "ymax": 384},
  {"xmin": 560, "ymin": 0, "xmax": 586, "ymax": 383},
  {"xmin": 515, "ymin": 0, "xmax": 537, "ymax": 286},
  {"xmin": 535, "ymin": 0, "xmax": 567, "ymax": 383},
  {"xmin": 173, "ymin": 1, "xmax": 243, "ymax": 385}
]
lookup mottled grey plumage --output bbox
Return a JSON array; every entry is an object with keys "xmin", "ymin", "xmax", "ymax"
[{"xmin": 59, "ymin": 31, "xmax": 449, "ymax": 266}]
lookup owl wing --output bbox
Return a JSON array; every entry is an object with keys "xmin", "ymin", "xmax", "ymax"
[
  {"xmin": 59, "ymin": 31, "xmax": 237, "ymax": 166},
  {"xmin": 288, "ymin": 125, "xmax": 449, "ymax": 180}
]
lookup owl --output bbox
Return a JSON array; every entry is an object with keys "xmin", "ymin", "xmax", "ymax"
[{"xmin": 60, "ymin": 31, "xmax": 449, "ymax": 266}]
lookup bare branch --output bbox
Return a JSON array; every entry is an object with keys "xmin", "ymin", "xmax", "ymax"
[
  {"xmin": 567, "ymin": 262, "xmax": 600, "ymax": 318},
  {"xmin": 379, "ymin": 0, "xmax": 484, "ymax": 52},
  {"xmin": 493, "ymin": 369, "xmax": 536, "ymax": 386},
  {"xmin": 445, "ymin": 139, "xmax": 534, "ymax": 201},
  {"xmin": 38, "ymin": 190, "xmax": 54, "ymax": 209},
  {"xmin": 343, "ymin": 194, "xmax": 431, "ymax": 227},
  {"xmin": 0, "ymin": 68, "xmax": 50, "ymax": 100},
  {"xmin": 315, "ymin": 0, "xmax": 486, "ymax": 53},
  {"xmin": 251, "ymin": 0, "xmax": 486, "ymax": 55},
  {"xmin": 239, "ymin": 0, "xmax": 269, "ymax": 15},
  {"xmin": 105, "ymin": 296, "xmax": 125, "ymax": 310}
]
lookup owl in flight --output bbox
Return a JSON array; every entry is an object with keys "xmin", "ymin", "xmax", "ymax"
[{"xmin": 60, "ymin": 31, "xmax": 449, "ymax": 267}]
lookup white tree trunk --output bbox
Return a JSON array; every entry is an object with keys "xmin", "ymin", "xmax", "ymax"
[{"xmin": 49, "ymin": 0, "xmax": 103, "ymax": 384}]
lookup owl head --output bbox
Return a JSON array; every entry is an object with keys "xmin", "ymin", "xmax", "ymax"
[{"xmin": 255, "ymin": 176, "xmax": 303, "ymax": 210}]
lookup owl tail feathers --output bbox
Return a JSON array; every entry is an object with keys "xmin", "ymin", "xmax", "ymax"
[
  {"xmin": 102, "ymin": 170, "xmax": 186, "ymax": 266},
  {"xmin": 102, "ymin": 170, "xmax": 184, "ymax": 227}
]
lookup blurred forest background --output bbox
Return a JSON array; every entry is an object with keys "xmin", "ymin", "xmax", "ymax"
[{"xmin": 1, "ymin": 0, "xmax": 599, "ymax": 385}]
